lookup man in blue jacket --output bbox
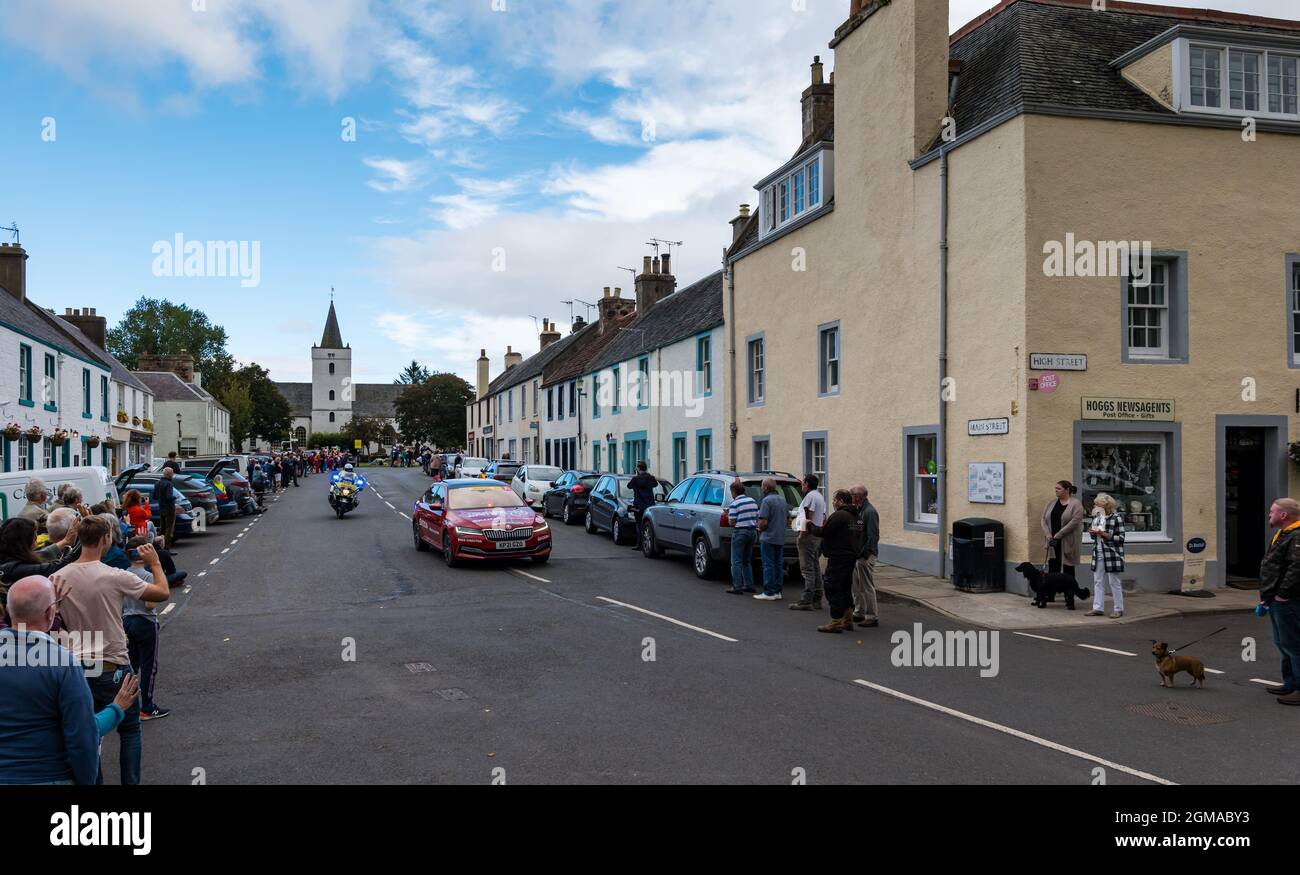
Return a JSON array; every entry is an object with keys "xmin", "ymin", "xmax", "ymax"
[{"xmin": 0, "ymin": 576, "xmax": 100, "ymax": 784}]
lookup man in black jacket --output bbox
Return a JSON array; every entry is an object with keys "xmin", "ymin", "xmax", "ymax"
[
  {"xmin": 628, "ymin": 462, "xmax": 659, "ymax": 515},
  {"xmin": 156, "ymin": 468, "xmax": 177, "ymax": 549},
  {"xmin": 806, "ymin": 490, "xmax": 863, "ymax": 634},
  {"xmin": 850, "ymin": 484, "xmax": 881, "ymax": 628},
  {"xmin": 1261, "ymin": 498, "xmax": 1300, "ymax": 704}
]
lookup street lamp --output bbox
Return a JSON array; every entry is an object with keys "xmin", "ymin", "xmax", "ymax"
[{"xmin": 176, "ymin": 412, "xmax": 182, "ymax": 457}]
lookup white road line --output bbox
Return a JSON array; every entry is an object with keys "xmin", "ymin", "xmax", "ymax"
[
  {"xmin": 1077, "ymin": 644, "xmax": 1137, "ymax": 657},
  {"xmin": 853, "ymin": 680, "xmax": 1176, "ymax": 785},
  {"xmin": 508, "ymin": 568, "xmax": 551, "ymax": 584},
  {"xmin": 197, "ymin": 572, "xmax": 206, "ymax": 578},
  {"xmin": 183, "ymin": 585, "xmax": 192, "ymax": 594},
  {"xmin": 596, "ymin": 596, "xmax": 739, "ymax": 643},
  {"xmin": 399, "ymin": 512, "xmax": 410, "ymax": 520},
  {"xmin": 385, "ymin": 501, "xmax": 395, "ymax": 509},
  {"xmin": 230, "ymin": 540, "xmax": 239, "ymax": 546},
  {"xmin": 373, "ymin": 491, "xmax": 383, "ymax": 499},
  {"xmin": 1251, "ymin": 678, "xmax": 1285, "ymax": 686},
  {"xmin": 1013, "ymin": 632, "xmax": 1062, "ymax": 643},
  {"xmin": 161, "ymin": 604, "xmax": 176, "ymax": 615},
  {"xmin": 209, "ymin": 558, "xmax": 220, "ymax": 565},
  {"xmin": 1204, "ymin": 668, "xmax": 1225, "ymax": 675},
  {"xmin": 221, "ymin": 548, "xmax": 230, "ymax": 555}
]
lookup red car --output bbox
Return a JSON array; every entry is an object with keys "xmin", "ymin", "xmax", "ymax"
[{"xmin": 413, "ymin": 479, "xmax": 552, "ymax": 567}]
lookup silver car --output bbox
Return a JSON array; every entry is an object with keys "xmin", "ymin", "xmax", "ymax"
[{"xmin": 639, "ymin": 471, "xmax": 802, "ymax": 580}]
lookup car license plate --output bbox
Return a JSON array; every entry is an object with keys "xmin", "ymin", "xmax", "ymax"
[{"xmin": 496, "ymin": 540, "xmax": 527, "ymax": 550}]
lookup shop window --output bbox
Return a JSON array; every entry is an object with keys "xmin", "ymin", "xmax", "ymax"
[
  {"xmin": 1080, "ymin": 433, "xmax": 1169, "ymax": 542},
  {"xmin": 904, "ymin": 427, "xmax": 940, "ymax": 529}
]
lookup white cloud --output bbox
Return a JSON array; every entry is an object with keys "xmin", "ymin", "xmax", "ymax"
[
  {"xmin": 364, "ymin": 157, "xmax": 425, "ymax": 193},
  {"xmin": 375, "ymin": 311, "xmax": 543, "ymax": 384}
]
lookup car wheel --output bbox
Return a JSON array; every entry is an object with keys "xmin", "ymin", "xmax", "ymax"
[
  {"xmin": 641, "ymin": 520, "xmax": 663, "ymax": 558},
  {"xmin": 562, "ymin": 502, "xmax": 573, "ymax": 525},
  {"xmin": 693, "ymin": 536, "xmax": 717, "ymax": 580},
  {"xmin": 541, "ymin": 499, "xmax": 551, "ymax": 519},
  {"xmin": 585, "ymin": 510, "xmax": 598, "ymax": 534},
  {"xmin": 442, "ymin": 532, "xmax": 460, "ymax": 568},
  {"xmin": 413, "ymin": 521, "xmax": 429, "ymax": 552},
  {"xmin": 611, "ymin": 517, "xmax": 623, "ymax": 544}
]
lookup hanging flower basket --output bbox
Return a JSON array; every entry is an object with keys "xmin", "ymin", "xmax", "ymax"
[
  {"xmin": 24, "ymin": 426, "xmax": 43, "ymax": 441},
  {"xmin": 132, "ymin": 416, "xmax": 141, "ymax": 426},
  {"xmin": 116, "ymin": 410, "xmax": 129, "ymax": 424},
  {"xmin": 47, "ymin": 429, "xmax": 69, "ymax": 447},
  {"xmin": 85, "ymin": 435, "xmax": 101, "ymax": 449},
  {"xmin": 2, "ymin": 423, "xmax": 20, "ymax": 441},
  {"xmin": 141, "ymin": 418, "xmax": 154, "ymax": 432}
]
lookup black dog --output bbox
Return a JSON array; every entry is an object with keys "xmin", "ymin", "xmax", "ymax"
[{"xmin": 1014, "ymin": 562, "xmax": 1090, "ymax": 610}]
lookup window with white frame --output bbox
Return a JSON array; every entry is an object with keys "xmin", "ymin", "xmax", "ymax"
[
  {"xmin": 696, "ymin": 336, "xmax": 712, "ymax": 396},
  {"xmin": 43, "ymin": 440, "xmax": 53, "ymax": 469},
  {"xmin": 803, "ymin": 435, "xmax": 828, "ymax": 500},
  {"xmin": 1128, "ymin": 261, "xmax": 1169, "ymax": 357},
  {"xmin": 907, "ymin": 432, "xmax": 939, "ymax": 526},
  {"xmin": 758, "ymin": 148, "xmax": 830, "ymax": 239},
  {"xmin": 753, "ymin": 439, "xmax": 770, "ymax": 473},
  {"xmin": 17, "ymin": 437, "xmax": 30, "ymax": 472},
  {"xmin": 1292, "ymin": 259, "xmax": 1300, "ymax": 365},
  {"xmin": 747, "ymin": 337, "xmax": 765, "ymax": 404},
  {"xmin": 819, "ymin": 323, "xmax": 840, "ymax": 395},
  {"xmin": 1180, "ymin": 40, "xmax": 1300, "ymax": 119}
]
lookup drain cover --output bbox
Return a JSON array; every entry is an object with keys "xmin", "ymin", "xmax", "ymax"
[
  {"xmin": 435, "ymin": 688, "xmax": 470, "ymax": 701},
  {"xmin": 1127, "ymin": 701, "xmax": 1232, "ymax": 727},
  {"xmin": 405, "ymin": 663, "xmax": 436, "ymax": 674}
]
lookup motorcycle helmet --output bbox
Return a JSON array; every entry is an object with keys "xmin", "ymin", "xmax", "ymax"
[{"xmin": 344, "ymin": 463, "xmax": 354, "ymax": 472}]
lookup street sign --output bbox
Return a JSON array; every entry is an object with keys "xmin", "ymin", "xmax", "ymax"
[
  {"xmin": 1038, "ymin": 372, "xmax": 1060, "ymax": 393},
  {"xmin": 967, "ymin": 463, "xmax": 1005, "ymax": 505},
  {"xmin": 1030, "ymin": 353, "xmax": 1087, "ymax": 371},
  {"xmin": 354, "ymin": 439, "xmax": 363, "ymax": 449},
  {"xmin": 968, "ymin": 418, "xmax": 1009, "ymax": 436}
]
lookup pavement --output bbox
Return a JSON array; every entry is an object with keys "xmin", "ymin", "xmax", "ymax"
[
  {"xmin": 873, "ymin": 564, "xmax": 1262, "ymax": 631},
  {"xmin": 109, "ymin": 466, "xmax": 1300, "ymax": 786}
]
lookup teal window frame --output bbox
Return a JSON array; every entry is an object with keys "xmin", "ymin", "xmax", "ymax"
[
  {"xmin": 671, "ymin": 433, "xmax": 687, "ymax": 483},
  {"xmin": 81, "ymin": 368, "xmax": 91, "ymax": 418},
  {"xmin": 636, "ymin": 356, "xmax": 650, "ymax": 409},
  {"xmin": 100, "ymin": 375, "xmax": 109, "ymax": 422},
  {"xmin": 592, "ymin": 374, "xmax": 601, "ymax": 420},
  {"xmin": 18, "ymin": 344, "xmax": 33, "ymax": 407},
  {"xmin": 612, "ymin": 366, "xmax": 621, "ymax": 414},
  {"xmin": 695, "ymin": 334, "xmax": 713, "ymax": 398},
  {"xmin": 696, "ymin": 428, "xmax": 713, "ymax": 472},
  {"xmin": 607, "ymin": 440, "xmax": 617, "ymax": 475},
  {"xmin": 593, "ymin": 443, "xmax": 602, "ymax": 473},
  {"xmin": 43, "ymin": 353, "xmax": 56, "ymax": 412}
]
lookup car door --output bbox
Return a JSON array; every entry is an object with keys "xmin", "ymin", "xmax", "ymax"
[
  {"xmin": 427, "ymin": 484, "xmax": 449, "ymax": 545},
  {"xmin": 593, "ymin": 476, "xmax": 617, "ymax": 530},
  {"xmin": 675, "ymin": 478, "xmax": 711, "ymax": 545},
  {"xmin": 660, "ymin": 478, "xmax": 696, "ymax": 547},
  {"xmin": 414, "ymin": 485, "xmax": 436, "ymax": 545},
  {"xmin": 512, "ymin": 468, "xmax": 527, "ymax": 499},
  {"xmin": 546, "ymin": 473, "xmax": 571, "ymax": 514}
]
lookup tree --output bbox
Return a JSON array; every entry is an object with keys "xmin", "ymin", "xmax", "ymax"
[
  {"xmin": 395, "ymin": 361, "xmax": 431, "ymax": 385},
  {"xmin": 308, "ymin": 432, "xmax": 349, "ymax": 450},
  {"xmin": 107, "ymin": 297, "xmax": 235, "ymax": 380},
  {"xmin": 394, "ymin": 372, "xmax": 474, "ymax": 448},
  {"xmin": 236, "ymin": 364, "xmax": 291, "ymax": 446},
  {"xmin": 343, "ymin": 415, "xmax": 398, "ymax": 450}
]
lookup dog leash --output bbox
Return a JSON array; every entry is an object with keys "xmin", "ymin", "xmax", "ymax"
[{"xmin": 1171, "ymin": 626, "xmax": 1228, "ymax": 653}]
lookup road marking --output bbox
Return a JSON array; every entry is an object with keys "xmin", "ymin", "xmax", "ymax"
[
  {"xmin": 385, "ymin": 501, "xmax": 395, "ymax": 509},
  {"xmin": 1077, "ymin": 644, "xmax": 1136, "ymax": 657},
  {"xmin": 221, "ymin": 548, "xmax": 230, "ymax": 555},
  {"xmin": 1013, "ymin": 632, "xmax": 1062, "ymax": 643},
  {"xmin": 209, "ymin": 558, "xmax": 220, "ymax": 565},
  {"xmin": 161, "ymin": 604, "xmax": 176, "ymax": 615},
  {"xmin": 1251, "ymin": 678, "xmax": 1284, "ymax": 686},
  {"xmin": 596, "ymin": 596, "xmax": 739, "ymax": 643},
  {"xmin": 230, "ymin": 540, "xmax": 239, "ymax": 546},
  {"xmin": 853, "ymin": 680, "xmax": 1176, "ymax": 785},
  {"xmin": 508, "ymin": 568, "xmax": 551, "ymax": 584},
  {"xmin": 399, "ymin": 512, "xmax": 410, "ymax": 520},
  {"xmin": 198, "ymin": 572, "xmax": 206, "ymax": 578},
  {"xmin": 1204, "ymin": 668, "xmax": 1225, "ymax": 675},
  {"xmin": 183, "ymin": 585, "xmax": 192, "ymax": 594},
  {"xmin": 374, "ymin": 491, "xmax": 384, "ymax": 499}
]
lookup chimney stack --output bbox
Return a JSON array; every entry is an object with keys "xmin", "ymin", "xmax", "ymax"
[
  {"xmin": 0, "ymin": 244, "xmax": 28, "ymax": 303},
  {"xmin": 802, "ymin": 55, "xmax": 835, "ymax": 143},
  {"xmin": 63, "ymin": 306, "xmax": 108, "ymax": 350},
  {"xmin": 540, "ymin": 319, "xmax": 561, "ymax": 351},
  {"xmin": 138, "ymin": 352, "xmax": 196, "ymax": 383},
  {"xmin": 572, "ymin": 315, "xmax": 587, "ymax": 333},
  {"xmin": 635, "ymin": 249, "xmax": 677, "ymax": 314},
  {"xmin": 476, "ymin": 348, "xmax": 490, "ymax": 396},
  {"xmin": 504, "ymin": 345, "xmax": 523, "ymax": 371},
  {"xmin": 730, "ymin": 204, "xmax": 752, "ymax": 244},
  {"xmin": 598, "ymin": 284, "xmax": 636, "ymax": 331}
]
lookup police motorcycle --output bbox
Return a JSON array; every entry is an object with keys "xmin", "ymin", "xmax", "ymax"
[{"xmin": 328, "ymin": 464, "xmax": 368, "ymax": 519}]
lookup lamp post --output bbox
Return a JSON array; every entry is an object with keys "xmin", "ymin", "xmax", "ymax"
[{"xmin": 176, "ymin": 412, "xmax": 183, "ymax": 457}]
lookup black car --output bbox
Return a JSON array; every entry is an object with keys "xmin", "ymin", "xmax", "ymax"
[
  {"xmin": 540, "ymin": 471, "xmax": 601, "ymax": 526},
  {"xmin": 584, "ymin": 474, "xmax": 672, "ymax": 545}
]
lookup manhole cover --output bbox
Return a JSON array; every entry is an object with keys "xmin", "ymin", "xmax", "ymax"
[
  {"xmin": 435, "ymin": 688, "xmax": 470, "ymax": 701},
  {"xmin": 1126, "ymin": 702, "xmax": 1232, "ymax": 727},
  {"xmin": 405, "ymin": 663, "xmax": 435, "ymax": 674}
]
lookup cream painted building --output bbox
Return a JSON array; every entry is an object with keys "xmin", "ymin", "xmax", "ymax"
[{"xmin": 727, "ymin": 0, "xmax": 1300, "ymax": 592}]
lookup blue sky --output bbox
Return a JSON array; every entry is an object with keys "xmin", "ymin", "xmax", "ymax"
[{"xmin": 0, "ymin": 0, "xmax": 1293, "ymax": 385}]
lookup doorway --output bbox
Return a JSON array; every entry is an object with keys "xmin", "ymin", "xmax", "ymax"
[{"xmin": 1225, "ymin": 427, "xmax": 1267, "ymax": 580}]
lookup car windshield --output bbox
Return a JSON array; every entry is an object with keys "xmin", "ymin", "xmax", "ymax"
[
  {"xmin": 530, "ymin": 467, "xmax": 562, "ymax": 481},
  {"xmin": 449, "ymin": 485, "xmax": 526, "ymax": 510},
  {"xmin": 462, "ymin": 458, "xmax": 488, "ymax": 468},
  {"xmin": 495, "ymin": 465, "xmax": 521, "ymax": 477},
  {"xmin": 618, "ymin": 479, "xmax": 672, "ymax": 500},
  {"xmin": 578, "ymin": 475, "xmax": 600, "ymax": 488},
  {"xmin": 739, "ymin": 481, "xmax": 803, "ymax": 506}
]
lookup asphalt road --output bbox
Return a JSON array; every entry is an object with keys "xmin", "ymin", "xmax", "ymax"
[{"xmin": 114, "ymin": 466, "xmax": 1300, "ymax": 786}]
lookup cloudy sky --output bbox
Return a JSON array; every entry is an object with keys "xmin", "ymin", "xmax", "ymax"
[{"xmin": 0, "ymin": 0, "xmax": 1294, "ymax": 385}]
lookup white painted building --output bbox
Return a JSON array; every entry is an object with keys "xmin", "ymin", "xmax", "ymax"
[
  {"xmin": 133, "ymin": 355, "xmax": 231, "ymax": 458},
  {"xmin": 0, "ymin": 245, "xmax": 119, "ymax": 473},
  {"xmin": 580, "ymin": 267, "xmax": 726, "ymax": 481}
]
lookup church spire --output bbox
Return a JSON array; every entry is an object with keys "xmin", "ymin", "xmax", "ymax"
[{"xmin": 320, "ymin": 300, "xmax": 344, "ymax": 349}]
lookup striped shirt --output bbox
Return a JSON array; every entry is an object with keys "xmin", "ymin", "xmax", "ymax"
[{"xmin": 728, "ymin": 495, "xmax": 759, "ymax": 529}]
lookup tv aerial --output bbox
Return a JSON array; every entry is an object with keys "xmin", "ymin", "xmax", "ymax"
[{"xmin": 1, "ymin": 223, "xmax": 18, "ymax": 245}]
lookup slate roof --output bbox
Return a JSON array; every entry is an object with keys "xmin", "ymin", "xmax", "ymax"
[
  {"xmin": 943, "ymin": 0, "xmax": 1300, "ymax": 151},
  {"xmin": 587, "ymin": 271, "xmax": 725, "ymax": 374},
  {"xmin": 485, "ymin": 330, "xmax": 586, "ymax": 397},
  {"xmin": 543, "ymin": 311, "xmax": 638, "ymax": 387},
  {"xmin": 353, "ymin": 384, "xmax": 403, "ymax": 419},
  {"xmin": 133, "ymin": 371, "xmax": 228, "ymax": 412},
  {"xmin": 0, "ymin": 287, "xmax": 113, "ymax": 369},
  {"xmin": 276, "ymin": 382, "xmax": 312, "ymax": 417},
  {"xmin": 53, "ymin": 317, "xmax": 149, "ymax": 393},
  {"xmin": 319, "ymin": 302, "xmax": 345, "ymax": 349}
]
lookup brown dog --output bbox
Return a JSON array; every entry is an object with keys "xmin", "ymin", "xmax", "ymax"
[{"xmin": 1151, "ymin": 641, "xmax": 1206, "ymax": 689}]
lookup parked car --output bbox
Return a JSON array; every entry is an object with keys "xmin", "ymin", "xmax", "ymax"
[
  {"xmin": 584, "ymin": 474, "xmax": 673, "ymax": 546},
  {"xmin": 454, "ymin": 457, "xmax": 489, "ymax": 479},
  {"xmin": 0, "ymin": 465, "xmax": 118, "ymax": 521},
  {"xmin": 639, "ymin": 471, "xmax": 803, "ymax": 580},
  {"xmin": 412, "ymin": 479, "xmax": 551, "ymax": 567},
  {"xmin": 482, "ymin": 460, "xmax": 523, "ymax": 484},
  {"xmin": 130, "ymin": 473, "xmax": 221, "ymax": 526},
  {"xmin": 510, "ymin": 465, "xmax": 564, "ymax": 504},
  {"xmin": 116, "ymin": 480, "xmax": 197, "ymax": 538},
  {"xmin": 539, "ymin": 471, "xmax": 601, "ymax": 525},
  {"xmin": 180, "ymin": 457, "xmax": 257, "ymax": 516}
]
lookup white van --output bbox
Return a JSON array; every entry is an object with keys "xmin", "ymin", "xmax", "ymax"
[{"xmin": 0, "ymin": 466, "xmax": 119, "ymax": 521}]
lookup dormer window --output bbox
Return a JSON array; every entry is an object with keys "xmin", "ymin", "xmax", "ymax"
[
  {"xmin": 1176, "ymin": 38, "xmax": 1300, "ymax": 120},
  {"xmin": 757, "ymin": 146, "xmax": 833, "ymax": 240}
]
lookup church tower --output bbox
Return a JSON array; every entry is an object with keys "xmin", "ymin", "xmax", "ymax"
[{"xmin": 311, "ymin": 300, "xmax": 352, "ymax": 434}]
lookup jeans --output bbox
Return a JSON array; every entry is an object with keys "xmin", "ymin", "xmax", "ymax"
[
  {"xmin": 797, "ymin": 533, "xmax": 823, "ymax": 600},
  {"xmin": 760, "ymin": 541, "xmax": 784, "ymax": 596},
  {"xmin": 852, "ymin": 555, "xmax": 879, "ymax": 620},
  {"xmin": 87, "ymin": 666, "xmax": 141, "ymax": 785},
  {"xmin": 730, "ymin": 528, "xmax": 756, "ymax": 591},
  {"xmin": 1092, "ymin": 567, "xmax": 1123, "ymax": 613},
  {"xmin": 1270, "ymin": 598, "xmax": 1300, "ymax": 691},
  {"xmin": 124, "ymin": 616, "xmax": 160, "ymax": 712}
]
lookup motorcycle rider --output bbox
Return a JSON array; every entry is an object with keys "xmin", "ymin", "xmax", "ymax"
[{"xmin": 329, "ymin": 463, "xmax": 368, "ymax": 505}]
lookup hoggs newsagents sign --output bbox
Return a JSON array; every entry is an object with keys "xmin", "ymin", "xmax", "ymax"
[{"xmin": 1081, "ymin": 397, "xmax": 1175, "ymax": 422}]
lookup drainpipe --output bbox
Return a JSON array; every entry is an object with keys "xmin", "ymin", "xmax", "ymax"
[
  {"xmin": 937, "ymin": 73, "xmax": 960, "ymax": 580},
  {"xmin": 725, "ymin": 254, "xmax": 738, "ymax": 472}
]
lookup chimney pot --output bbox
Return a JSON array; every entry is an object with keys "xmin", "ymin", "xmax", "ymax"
[
  {"xmin": 661, "ymin": 252, "xmax": 671, "ymax": 275},
  {"xmin": 642, "ymin": 255, "xmax": 652, "ymax": 274}
]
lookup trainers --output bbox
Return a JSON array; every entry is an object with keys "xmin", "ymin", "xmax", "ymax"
[
  {"xmin": 753, "ymin": 593, "xmax": 783, "ymax": 601},
  {"xmin": 724, "ymin": 588, "xmax": 746, "ymax": 595},
  {"xmin": 140, "ymin": 707, "xmax": 171, "ymax": 721},
  {"xmin": 1084, "ymin": 610, "xmax": 1104, "ymax": 617},
  {"xmin": 789, "ymin": 601, "xmax": 816, "ymax": 611},
  {"xmin": 1110, "ymin": 611, "xmax": 1123, "ymax": 619}
]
